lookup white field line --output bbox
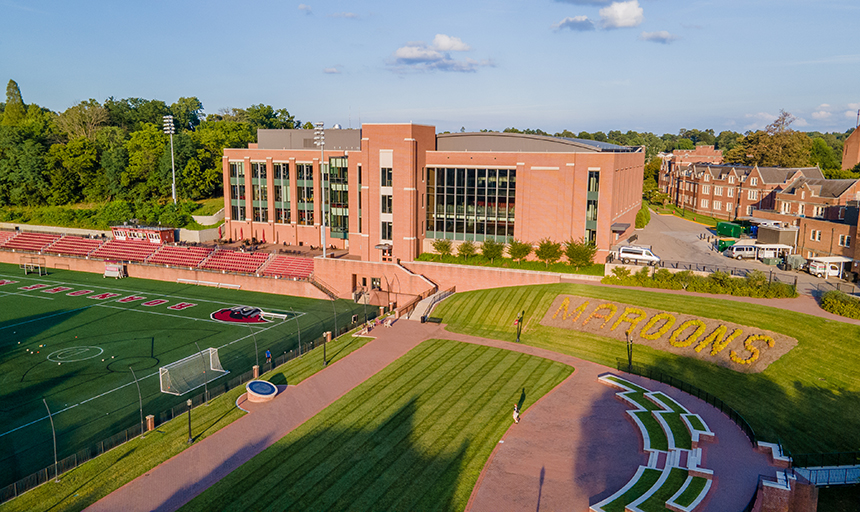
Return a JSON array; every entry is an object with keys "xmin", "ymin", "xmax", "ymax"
[
  {"xmin": 0, "ymin": 289, "xmax": 54, "ymax": 300},
  {"xmin": 0, "ymin": 317, "xmax": 291, "ymax": 439}
]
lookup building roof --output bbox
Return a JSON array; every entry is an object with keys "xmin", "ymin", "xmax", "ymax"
[
  {"xmin": 690, "ymin": 164, "xmax": 823, "ymax": 183},
  {"xmin": 780, "ymin": 177, "xmax": 859, "ymax": 198},
  {"xmin": 257, "ymin": 129, "xmax": 362, "ymax": 150},
  {"xmin": 436, "ymin": 132, "xmax": 640, "ymax": 153}
]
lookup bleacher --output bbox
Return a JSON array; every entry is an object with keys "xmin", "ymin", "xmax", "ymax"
[
  {"xmin": 90, "ymin": 240, "xmax": 161, "ymax": 263},
  {"xmin": 0, "ymin": 232, "xmax": 61, "ymax": 252},
  {"xmin": 45, "ymin": 235, "xmax": 105, "ymax": 257},
  {"xmin": 147, "ymin": 245, "xmax": 214, "ymax": 267},
  {"xmin": 0, "ymin": 231, "xmax": 17, "ymax": 245},
  {"xmin": 260, "ymin": 255, "xmax": 314, "ymax": 279},
  {"xmin": 198, "ymin": 250, "xmax": 271, "ymax": 274}
]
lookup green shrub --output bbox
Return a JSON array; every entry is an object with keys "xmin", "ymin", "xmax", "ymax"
[
  {"xmin": 564, "ymin": 237, "xmax": 597, "ymax": 268},
  {"xmin": 457, "ymin": 240, "xmax": 477, "ymax": 259},
  {"xmin": 534, "ymin": 238, "xmax": 563, "ymax": 267},
  {"xmin": 603, "ymin": 266, "xmax": 797, "ymax": 298},
  {"xmin": 431, "ymin": 238, "xmax": 453, "ymax": 256},
  {"xmin": 480, "ymin": 239, "xmax": 505, "ymax": 262},
  {"xmin": 821, "ymin": 290, "xmax": 860, "ymax": 319},
  {"xmin": 508, "ymin": 239, "xmax": 533, "ymax": 262},
  {"xmin": 635, "ymin": 203, "xmax": 651, "ymax": 228}
]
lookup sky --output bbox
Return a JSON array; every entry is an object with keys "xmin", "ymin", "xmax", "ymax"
[{"xmin": 2, "ymin": 0, "xmax": 859, "ymax": 135}]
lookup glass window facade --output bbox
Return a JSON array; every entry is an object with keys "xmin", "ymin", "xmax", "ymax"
[
  {"xmin": 425, "ymin": 167, "xmax": 516, "ymax": 242},
  {"xmin": 274, "ymin": 162, "xmax": 290, "ymax": 224},
  {"xmin": 229, "ymin": 161, "xmax": 245, "ymax": 221},
  {"xmin": 328, "ymin": 157, "xmax": 349, "ymax": 239},
  {"xmin": 296, "ymin": 163, "xmax": 314, "ymax": 225}
]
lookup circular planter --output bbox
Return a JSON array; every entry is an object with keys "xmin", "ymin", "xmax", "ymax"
[{"xmin": 245, "ymin": 380, "xmax": 278, "ymax": 403}]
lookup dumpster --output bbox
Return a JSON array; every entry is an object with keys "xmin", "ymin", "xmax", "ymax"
[
  {"xmin": 717, "ymin": 222, "xmax": 743, "ymax": 238},
  {"xmin": 717, "ymin": 238, "xmax": 738, "ymax": 252}
]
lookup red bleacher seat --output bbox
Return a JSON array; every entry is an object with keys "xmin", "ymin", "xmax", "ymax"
[
  {"xmin": 90, "ymin": 240, "xmax": 161, "ymax": 263},
  {"xmin": 0, "ymin": 230, "xmax": 17, "ymax": 245},
  {"xmin": 198, "ymin": 250, "xmax": 270, "ymax": 274},
  {"xmin": 45, "ymin": 235, "xmax": 104, "ymax": 257},
  {"xmin": 147, "ymin": 245, "xmax": 214, "ymax": 267},
  {"xmin": 260, "ymin": 255, "xmax": 314, "ymax": 279},
  {"xmin": 1, "ymin": 232, "xmax": 61, "ymax": 252}
]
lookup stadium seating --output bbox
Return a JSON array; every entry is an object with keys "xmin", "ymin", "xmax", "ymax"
[
  {"xmin": 0, "ymin": 232, "xmax": 61, "ymax": 252},
  {"xmin": 198, "ymin": 250, "xmax": 271, "ymax": 274},
  {"xmin": 260, "ymin": 255, "xmax": 314, "ymax": 279},
  {"xmin": 45, "ymin": 235, "xmax": 105, "ymax": 257},
  {"xmin": 147, "ymin": 245, "xmax": 214, "ymax": 267},
  {"xmin": 0, "ymin": 230, "xmax": 17, "ymax": 245},
  {"xmin": 90, "ymin": 240, "xmax": 161, "ymax": 262}
]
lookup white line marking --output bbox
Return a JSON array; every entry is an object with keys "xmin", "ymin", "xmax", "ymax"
[{"xmin": 0, "ymin": 290, "xmax": 54, "ymax": 300}]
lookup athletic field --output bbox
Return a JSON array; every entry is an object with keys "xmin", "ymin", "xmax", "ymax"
[{"xmin": 0, "ymin": 262, "xmax": 365, "ymax": 488}]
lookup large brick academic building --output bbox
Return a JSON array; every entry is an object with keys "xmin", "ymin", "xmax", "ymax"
[{"xmin": 221, "ymin": 123, "xmax": 645, "ymax": 263}]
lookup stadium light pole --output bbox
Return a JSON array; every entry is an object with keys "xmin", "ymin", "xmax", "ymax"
[
  {"xmin": 290, "ymin": 307, "xmax": 302, "ymax": 356},
  {"xmin": 314, "ymin": 122, "xmax": 326, "ymax": 258},
  {"xmin": 193, "ymin": 341, "xmax": 209, "ymax": 405},
  {"xmin": 42, "ymin": 398, "xmax": 59, "ymax": 482},
  {"xmin": 129, "ymin": 367, "xmax": 145, "ymax": 439},
  {"xmin": 249, "ymin": 326, "xmax": 259, "ymax": 369},
  {"xmin": 186, "ymin": 399, "xmax": 193, "ymax": 444},
  {"xmin": 163, "ymin": 115, "xmax": 177, "ymax": 205}
]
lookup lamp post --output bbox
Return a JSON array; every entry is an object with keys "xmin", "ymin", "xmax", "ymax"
[
  {"xmin": 186, "ymin": 399, "xmax": 193, "ymax": 444},
  {"xmin": 314, "ymin": 122, "xmax": 326, "ymax": 258},
  {"xmin": 626, "ymin": 332, "xmax": 634, "ymax": 372},
  {"xmin": 163, "ymin": 115, "xmax": 176, "ymax": 204},
  {"xmin": 43, "ymin": 398, "xmax": 59, "ymax": 482},
  {"xmin": 130, "ymin": 367, "xmax": 145, "ymax": 439},
  {"xmin": 515, "ymin": 310, "xmax": 524, "ymax": 343},
  {"xmin": 290, "ymin": 307, "xmax": 302, "ymax": 356},
  {"xmin": 193, "ymin": 341, "xmax": 209, "ymax": 405}
]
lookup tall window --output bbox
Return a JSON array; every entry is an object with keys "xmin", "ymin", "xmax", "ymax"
[
  {"xmin": 727, "ymin": 188, "xmax": 734, "ymax": 198},
  {"xmin": 274, "ymin": 162, "xmax": 290, "ymax": 224},
  {"xmin": 296, "ymin": 163, "xmax": 314, "ymax": 225},
  {"xmin": 748, "ymin": 189, "xmax": 758, "ymax": 200},
  {"xmin": 750, "ymin": 177, "xmax": 758, "ymax": 186},
  {"xmin": 702, "ymin": 185, "xmax": 710, "ymax": 194},
  {"xmin": 588, "ymin": 171, "xmax": 600, "ymax": 192},
  {"xmin": 714, "ymin": 186, "xmax": 722, "ymax": 196},
  {"xmin": 381, "ymin": 195, "xmax": 393, "ymax": 213},
  {"xmin": 252, "ymin": 162, "xmax": 267, "ymax": 179},
  {"xmin": 586, "ymin": 200, "xmax": 598, "ymax": 221},
  {"xmin": 381, "ymin": 167, "xmax": 393, "ymax": 187},
  {"xmin": 381, "ymin": 221, "xmax": 393, "ymax": 241},
  {"xmin": 230, "ymin": 161, "xmax": 244, "ymax": 178}
]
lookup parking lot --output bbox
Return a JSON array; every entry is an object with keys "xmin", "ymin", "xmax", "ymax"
[{"xmin": 630, "ymin": 211, "xmax": 856, "ymax": 296}]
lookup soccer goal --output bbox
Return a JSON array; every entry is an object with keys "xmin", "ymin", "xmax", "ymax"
[{"xmin": 159, "ymin": 348, "xmax": 229, "ymax": 396}]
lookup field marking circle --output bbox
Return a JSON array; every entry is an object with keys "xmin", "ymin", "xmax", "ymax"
[{"xmin": 47, "ymin": 346, "xmax": 104, "ymax": 363}]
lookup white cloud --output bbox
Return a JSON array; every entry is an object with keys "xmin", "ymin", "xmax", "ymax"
[
  {"xmin": 391, "ymin": 34, "xmax": 490, "ymax": 73},
  {"xmin": 794, "ymin": 117, "xmax": 809, "ymax": 127},
  {"xmin": 298, "ymin": 3, "xmax": 311, "ymax": 15},
  {"xmin": 554, "ymin": 16, "xmax": 596, "ymax": 31},
  {"xmin": 817, "ymin": 103, "xmax": 831, "ymax": 109},
  {"xmin": 329, "ymin": 12, "xmax": 358, "ymax": 19},
  {"xmin": 811, "ymin": 110, "xmax": 832, "ymax": 120},
  {"xmin": 848, "ymin": 102, "xmax": 860, "ymax": 110},
  {"xmin": 432, "ymin": 34, "xmax": 470, "ymax": 52},
  {"xmin": 323, "ymin": 67, "xmax": 341, "ymax": 74},
  {"xmin": 743, "ymin": 112, "xmax": 777, "ymax": 131},
  {"xmin": 599, "ymin": 0, "xmax": 643, "ymax": 29},
  {"xmin": 846, "ymin": 110, "xmax": 860, "ymax": 118},
  {"xmin": 639, "ymin": 31, "xmax": 677, "ymax": 44},
  {"xmin": 555, "ymin": 0, "xmax": 612, "ymax": 4}
]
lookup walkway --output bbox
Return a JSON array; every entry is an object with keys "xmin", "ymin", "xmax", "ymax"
[{"xmin": 89, "ymin": 320, "xmax": 781, "ymax": 512}]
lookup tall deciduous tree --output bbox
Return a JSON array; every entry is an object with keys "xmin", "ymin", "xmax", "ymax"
[
  {"xmin": 564, "ymin": 238, "xmax": 597, "ymax": 268},
  {"xmin": 170, "ymin": 97, "xmax": 204, "ymax": 131},
  {"xmin": 123, "ymin": 123, "xmax": 167, "ymax": 198},
  {"xmin": 2, "ymin": 80, "xmax": 26, "ymax": 126},
  {"xmin": 508, "ymin": 239, "xmax": 532, "ymax": 262},
  {"xmin": 57, "ymin": 99, "xmax": 109, "ymax": 140},
  {"xmin": 535, "ymin": 238, "xmax": 562, "ymax": 267}
]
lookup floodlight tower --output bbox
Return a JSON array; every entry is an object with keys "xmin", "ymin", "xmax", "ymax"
[
  {"xmin": 163, "ymin": 115, "xmax": 177, "ymax": 204},
  {"xmin": 314, "ymin": 122, "xmax": 326, "ymax": 258}
]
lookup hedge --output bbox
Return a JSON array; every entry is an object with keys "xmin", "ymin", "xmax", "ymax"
[
  {"xmin": 602, "ymin": 267, "xmax": 797, "ymax": 298},
  {"xmin": 820, "ymin": 290, "xmax": 860, "ymax": 319}
]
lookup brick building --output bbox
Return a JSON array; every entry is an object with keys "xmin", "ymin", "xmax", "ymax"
[
  {"xmin": 843, "ymin": 126, "xmax": 860, "ymax": 170},
  {"xmin": 221, "ymin": 124, "xmax": 644, "ymax": 263}
]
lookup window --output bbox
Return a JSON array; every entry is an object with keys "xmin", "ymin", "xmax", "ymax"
[
  {"xmin": 703, "ymin": 174, "xmax": 710, "ymax": 182},
  {"xmin": 702, "ymin": 185, "xmax": 710, "ymax": 194},
  {"xmin": 727, "ymin": 188, "xmax": 734, "ymax": 198},
  {"xmin": 252, "ymin": 162, "xmax": 267, "ymax": 179},
  {"xmin": 726, "ymin": 202, "xmax": 732, "ymax": 212},
  {"xmin": 798, "ymin": 204, "xmax": 805, "ymax": 216},
  {"xmin": 381, "ymin": 221, "xmax": 393, "ymax": 241},
  {"xmin": 781, "ymin": 201, "xmax": 791, "ymax": 214},
  {"xmin": 746, "ymin": 205, "xmax": 754, "ymax": 215},
  {"xmin": 813, "ymin": 206, "xmax": 824, "ymax": 218},
  {"xmin": 811, "ymin": 230, "xmax": 821, "ymax": 242},
  {"xmin": 750, "ymin": 177, "xmax": 758, "ymax": 186},
  {"xmin": 381, "ymin": 195, "xmax": 393, "ymax": 214},
  {"xmin": 713, "ymin": 201, "xmax": 721, "ymax": 211},
  {"xmin": 229, "ymin": 161, "xmax": 244, "ymax": 178},
  {"xmin": 587, "ymin": 171, "xmax": 600, "ymax": 192},
  {"xmin": 838, "ymin": 235, "xmax": 851, "ymax": 247},
  {"xmin": 701, "ymin": 199, "xmax": 709, "ymax": 208},
  {"xmin": 381, "ymin": 167, "xmax": 393, "ymax": 187},
  {"xmin": 586, "ymin": 200, "xmax": 598, "ymax": 221},
  {"xmin": 839, "ymin": 207, "xmax": 845, "ymax": 220},
  {"xmin": 728, "ymin": 175, "xmax": 735, "ymax": 184},
  {"xmin": 714, "ymin": 186, "xmax": 722, "ymax": 196},
  {"xmin": 748, "ymin": 189, "xmax": 758, "ymax": 200}
]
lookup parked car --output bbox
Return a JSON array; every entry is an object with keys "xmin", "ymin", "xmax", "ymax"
[
  {"xmin": 616, "ymin": 246, "xmax": 661, "ymax": 266},
  {"xmin": 724, "ymin": 244, "xmax": 757, "ymax": 260},
  {"xmin": 807, "ymin": 261, "xmax": 841, "ymax": 279}
]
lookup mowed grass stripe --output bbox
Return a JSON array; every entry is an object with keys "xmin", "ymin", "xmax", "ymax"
[{"xmin": 181, "ymin": 339, "xmax": 573, "ymax": 512}]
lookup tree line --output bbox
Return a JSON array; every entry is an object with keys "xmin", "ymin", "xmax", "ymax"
[{"xmin": 0, "ymin": 79, "xmax": 310, "ymax": 213}]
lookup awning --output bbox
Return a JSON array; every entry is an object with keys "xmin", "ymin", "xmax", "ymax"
[
  {"xmin": 611, "ymin": 223, "xmax": 631, "ymax": 232},
  {"xmin": 808, "ymin": 256, "xmax": 854, "ymax": 263},
  {"xmin": 374, "ymin": 243, "xmax": 392, "ymax": 250}
]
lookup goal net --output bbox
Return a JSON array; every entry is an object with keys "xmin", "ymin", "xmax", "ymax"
[{"xmin": 159, "ymin": 348, "xmax": 229, "ymax": 395}]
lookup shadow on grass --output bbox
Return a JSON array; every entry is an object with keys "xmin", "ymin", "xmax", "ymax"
[{"xmin": 183, "ymin": 400, "xmax": 470, "ymax": 512}]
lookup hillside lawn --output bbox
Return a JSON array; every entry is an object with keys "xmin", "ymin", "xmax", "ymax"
[
  {"xmin": 433, "ymin": 283, "xmax": 860, "ymax": 454},
  {"xmin": 181, "ymin": 339, "xmax": 572, "ymax": 512}
]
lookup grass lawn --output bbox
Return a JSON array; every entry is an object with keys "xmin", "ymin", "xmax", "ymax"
[
  {"xmin": 674, "ymin": 476, "xmax": 708, "ymax": 507},
  {"xmin": 433, "ymin": 283, "xmax": 860, "ymax": 454},
  {"xmin": 652, "ymin": 205, "xmax": 721, "ymax": 227},
  {"xmin": 638, "ymin": 467, "xmax": 688, "ymax": 512},
  {"xmin": 181, "ymin": 339, "xmax": 573, "ymax": 512},
  {"xmin": 193, "ymin": 197, "xmax": 224, "ymax": 216},
  {"xmin": 602, "ymin": 468, "xmax": 661, "ymax": 512},
  {"xmin": 414, "ymin": 253, "xmax": 605, "ymax": 276},
  {"xmin": 0, "ymin": 330, "xmax": 374, "ymax": 512}
]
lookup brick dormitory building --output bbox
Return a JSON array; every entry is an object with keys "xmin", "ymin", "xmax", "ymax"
[{"xmin": 659, "ymin": 145, "xmax": 860, "ymax": 276}]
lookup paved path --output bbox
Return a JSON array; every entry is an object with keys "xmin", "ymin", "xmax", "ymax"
[{"xmin": 90, "ymin": 320, "xmax": 784, "ymax": 512}]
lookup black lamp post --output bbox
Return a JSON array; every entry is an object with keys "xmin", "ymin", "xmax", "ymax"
[
  {"xmin": 626, "ymin": 332, "xmax": 634, "ymax": 372},
  {"xmin": 515, "ymin": 310, "xmax": 524, "ymax": 343},
  {"xmin": 186, "ymin": 399, "xmax": 193, "ymax": 444}
]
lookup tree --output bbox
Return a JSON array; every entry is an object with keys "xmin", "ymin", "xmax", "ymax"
[
  {"xmin": 723, "ymin": 111, "xmax": 813, "ymax": 167},
  {"xmin": 123, "ymin": 122, "xmax": 167, "ymax": 198},
  {"xmin": 243, "ymin": 104, "xmax": 299, "ymax": 129},
  {"xmin": 457, "ymin": 240, "xmax": 476, "ymax": 259},
  {"xmin": 809, "ymin": 137, "xmax": 840, "ymax": 170},
  {"xmin": 564, "ymin": 237, "xmax": 597, "ymax": 268},
  {"xmin": 169, "ymin": 97, "xmax": 204, "ymax": 131},
  {"xmin": 2, "ymin": 80, "xmax": 26, "ymax": 126},
  {"xmin": 431, "ymin": 238, "xmax": 452, "ymax": 256},
  {"xmin": 57, "ymin": 99, "xmax": 109, "ymax": 140},
  {"xmin": 480, "ymin": 238, "xmax": 505, "ymax": 262},
  {"xmin": 534, "ymin": 238, "xmax": 562, "ymax": 267},
  {"xmin": 508, "ymin": 239, "xmax": 532, "ymax": 262}
]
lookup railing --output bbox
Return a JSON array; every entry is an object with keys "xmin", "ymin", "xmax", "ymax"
[
  {"xmin": 420, "ymin": 286, "xmax": 456, "ymax": 322},
  {"xmin": 789, "ymin": 451, "xmax": 860, "ymax": 468},
  {"xmin": 0, "ymin": 316, "xmax": 376, "ymax": 506},
  {"xmin": 797, "ymin": 466, "xmax": 860, "ymax": 486},
  {"xmin": 616, "ymin": 360, "xmax": 757, "ymax": 446},
  {"xmin": 308, "ymin": 274, "xmax": 340, "ymax": 300},
  {"xmin": 816, "ymin": 282, "xmax": 860, "ymax": 295}
]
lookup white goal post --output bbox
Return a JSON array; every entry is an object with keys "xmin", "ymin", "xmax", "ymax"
[{"xmin": 159, "ymin": 347, "xmax": 229, "ymax": 396}]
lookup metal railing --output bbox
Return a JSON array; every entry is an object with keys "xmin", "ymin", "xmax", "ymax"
[
  {"xmin": 789, "ymin": 451, "xmax": 860, "ymax": 468},
  {"xmin": 797, "ymin": 466, "xmax": 860, "ymax": 486}
]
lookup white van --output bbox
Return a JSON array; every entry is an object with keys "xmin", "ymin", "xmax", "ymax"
[
  {"xmin": 617, "ymin": 246, "xmax": 661, "ymax": 266},
  {"xmin": 808, "ymin": 261, "xmax": 841, "ymax": 279},
  {"xmin": 725, "ymin": 244, "xmax": 757, "ymax": 260}
]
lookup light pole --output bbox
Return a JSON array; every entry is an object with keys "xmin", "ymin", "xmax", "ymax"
[
  {"xmin": 250, "ymin": 326, "xmax": 259, "ymax": 369},
  {"xmin": 42, "ymin": 398, "xmax": 59, "ymax": 482},
  {"xmin": 163, "ymin": 115, "xmax": 176, "ymax": 204},
  {"xmin": 130, "ymin": 367, "xmax": 145, "ymax": 439},
  {"xmin": 186, "ymin": 399, "xmax": 193, "ymax": 444},
  {"xmin": 314, "ymin": 122, "xmax": 326, "ymax": 258},
  {"xmin": 193, "ymin": 341, "xmax": 209, "ymax": 405},
  {"xmin": 626, "ymin": 332, "xmax": 634, "ymax": 372},
  {"xmin": 290, "ymin": 307, "xmax": 302, "ymax": 356}
]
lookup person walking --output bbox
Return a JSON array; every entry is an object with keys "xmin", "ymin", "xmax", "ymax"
[
  {"xmin": 513, "ymin": 404, "xmax": 520, "ymax": 424},
  {"xmin": 265, "ymin": 349, "xmax": 272, "ymax": 364}
]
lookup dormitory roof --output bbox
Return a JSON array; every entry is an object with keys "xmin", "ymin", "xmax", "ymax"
[
  {"xmin": 690, "ymin": 164, "xmax": 824, "ymax": 183},
  {"xmin": 780, "ymin": 178, "xmax": 858, "ymax": 199}
]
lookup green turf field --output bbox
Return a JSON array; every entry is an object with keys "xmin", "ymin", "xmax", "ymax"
[
  {"xmin": 433, "ymin": 283, "xmax": 860, "ymax": 454},
  {"xmin": 181, "ymin": 339, "xmax": 573, "ymax": 512},
  {"xmin": 0, "ymin": 262, "xmax": 367, "ymax": 489}
]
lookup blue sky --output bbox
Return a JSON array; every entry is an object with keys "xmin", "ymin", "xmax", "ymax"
[{"xmin": 2, "ymin": 0, "xmax": 859, "ymax": 135}]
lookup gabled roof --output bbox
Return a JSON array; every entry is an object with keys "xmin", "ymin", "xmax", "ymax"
[
  {"xmin": 779, "ymin": 178, "xmax": 859, "ymax": 199},
  {"xmin": 691, "ymin": 164, "xmax": 824, "ymax": 183}
]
